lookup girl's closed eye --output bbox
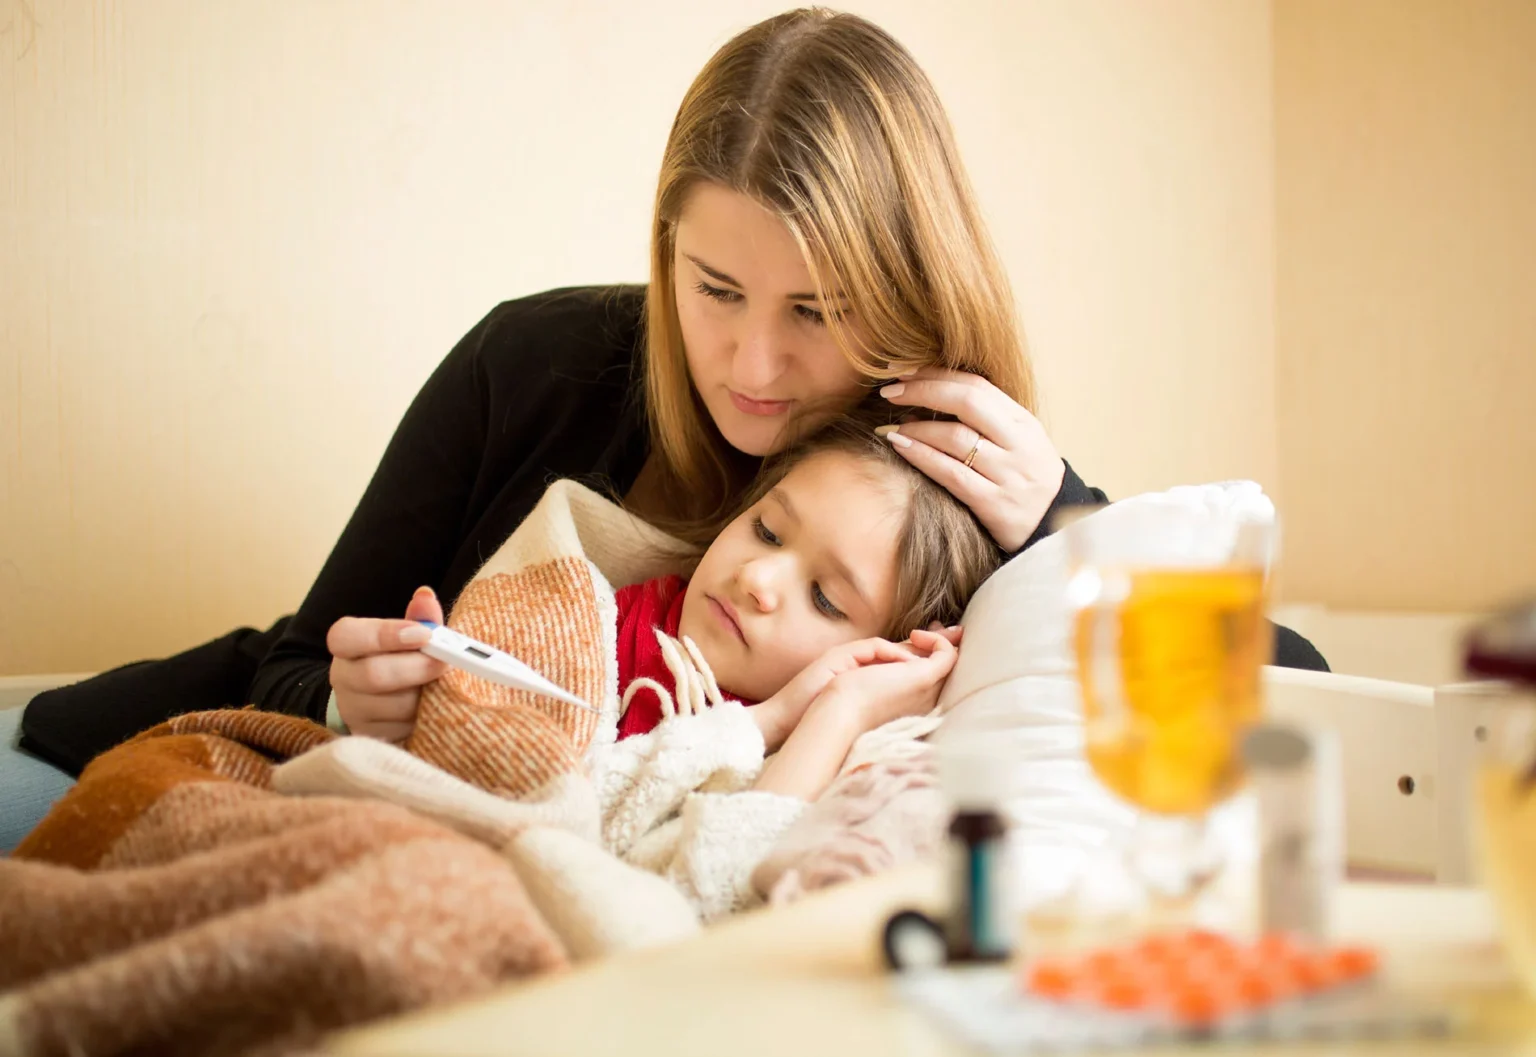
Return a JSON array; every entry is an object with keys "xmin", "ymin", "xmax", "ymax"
[
  {"xmin": 753, "ymin": 515, "xmax": 846, "ymax": 620},
  {"xmin": 812, "ymin": 583, "xmax": 846, "ymax": 620},
  {"xmin": 752, "ymin": 515, "xmax": 781, "ymax": 546}
]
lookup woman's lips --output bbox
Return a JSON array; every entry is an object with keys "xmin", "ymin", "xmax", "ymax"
[
  {"xmin": 708, "ymin": 596, "xmax": 746, "ymax": 644},
  {"xmin": 729, "ymin": 390, "xmax": 793, "ymax": 417}
]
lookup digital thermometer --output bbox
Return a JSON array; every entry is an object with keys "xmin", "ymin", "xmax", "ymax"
[{"xmin": 417, "ymin": 621, "xmax": 595, "ymax": 712}]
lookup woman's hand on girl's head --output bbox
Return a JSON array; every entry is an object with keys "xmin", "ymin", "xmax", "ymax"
[
  {"xmin": 326, "ymin": 586, "xmax": 448, "ymax": 743},
  {"xmin": 878, "ymin": 366, "xmax": 1067, "ymax": 552}
]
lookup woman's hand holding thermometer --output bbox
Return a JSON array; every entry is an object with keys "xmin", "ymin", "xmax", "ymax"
[{"xmin": 416, "ymin": 621, "xmax": 596, "ymax": 712}]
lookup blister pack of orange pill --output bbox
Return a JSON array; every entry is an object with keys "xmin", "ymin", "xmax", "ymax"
[
  {"xmin": 1025, "ymin": 929, "xmax": 1379, "ymax": 1024},
  {"xmin": 897, "ymin": 930, "xmax": 1452, "ymax": 1051}
]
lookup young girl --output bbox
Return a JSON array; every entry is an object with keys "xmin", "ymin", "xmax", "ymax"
[
  {"xmin": 486, "ymin": 405, "xmax": 996, "ymax": 919},
  {"xmin": 609, "ymin": 406, "xmax": 1002, "ymax": 802}
]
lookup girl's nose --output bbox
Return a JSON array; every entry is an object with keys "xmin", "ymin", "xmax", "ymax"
[{"xmin": 737, "ymin": 556, "xmax": 782, "ymax": 613}]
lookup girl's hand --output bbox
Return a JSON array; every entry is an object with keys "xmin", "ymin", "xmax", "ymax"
[
  {"xmin": 326, "ymin": 586, "xmax": 448, "ymax": 742},
  {"xmin": 878, "ymin": 366, "xmax": 1067, "ymax": 552},
  {"xmin": 819, "ymin": 629, "xmax": 959, "ymax": 735},
  {"xmin": 753, "ymin": 630, "xmax": 959, "ymax": 802},
  {"xmin": 752, "ymin": 627, "xmax": 962, "ymax": 752}
]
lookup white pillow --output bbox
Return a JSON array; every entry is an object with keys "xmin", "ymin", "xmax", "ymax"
[
  {"xmin": 933, "ymin": 482, "xmax": 1271, "ymax": 923},
  {"xmin": 938, "ymin": 479, "xmax": 1275, "ymax": 713}
]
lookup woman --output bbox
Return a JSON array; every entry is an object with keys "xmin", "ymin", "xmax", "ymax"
[{"xmin": 7, "ymin": 8, "xmax": 1324, "ymax": 848}]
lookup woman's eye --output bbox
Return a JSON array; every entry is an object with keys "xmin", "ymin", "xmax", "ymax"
[
  {"xmin": 812, "ymin": 583, "xmax": 846, "ymax": 620},
  {"xmin": 793, "ymin": 303, "xmax": 827, "ymax": 326},
  {"xmin": 752, "ymin": 516, "xmax": 780, "ymax": 546},
  {"xmin": 695, "ymin": 280, "xmax": 742, "ymax": 304}
]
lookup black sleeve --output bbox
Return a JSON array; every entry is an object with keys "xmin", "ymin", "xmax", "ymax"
[
  {"xmin": 1273, "ymin": 625, "xmax": 1330, "ymax": 672},
  {"xmin": 1018, "ymin": 461, "xmax": 1330, "ymax": 673},
  {"xmin": 247, "ymin": 308, "xmax": 504, "ymax": 721},
  {"xmin": 1018, "ymin": 460, "xmax": 1108, "ymax": 553}
]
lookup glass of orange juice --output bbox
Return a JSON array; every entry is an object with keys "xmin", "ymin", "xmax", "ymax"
[{"xmin": 1063, "ymin": 500, "xmax": 1274, "ymax": 914}]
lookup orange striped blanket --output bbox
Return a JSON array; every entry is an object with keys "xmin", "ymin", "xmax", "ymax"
[{"xmin": 0, "ymin": 481, "xmax": 702, "ymax": 1057}]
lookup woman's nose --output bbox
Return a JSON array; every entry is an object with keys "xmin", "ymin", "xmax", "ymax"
[{"xmin": 730, "ymin": 313, "xmax": 787, "ymax": 395}]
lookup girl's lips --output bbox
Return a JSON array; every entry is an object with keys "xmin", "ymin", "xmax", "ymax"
[
  {"xmin": 729, "ymin": 390, "xmax": 793, "ymax": 417},
  {"xmin": 708, "ymin": 596, "xmax": 746, "ymax": 644}
]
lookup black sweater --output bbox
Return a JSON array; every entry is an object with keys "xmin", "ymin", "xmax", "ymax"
[{"xmin": 249, "ymin": 284, "xmax": 1324, "ymax": 722}]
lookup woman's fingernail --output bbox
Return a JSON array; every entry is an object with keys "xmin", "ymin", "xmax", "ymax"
[
  {"xmin": 400, "ymin": 625, "xmax": 430, "ymax": 646},
  {"xmin": 883, "ymin": 429, "xmax": 912, "ymax": 449},
  {"xmin": 873, "ymin": 424, "xmax": 899, "ymax": 437},
  {"xmin": 897, "ymin": 367, "xmax": 919, "ymax": 379},
  {"xmin": 880, "ymin": 383, "xmax": 905, "ymax": 399},
  {"xmin": 415, "ymin": 585, "xmax": 435, "ymax": 597}
]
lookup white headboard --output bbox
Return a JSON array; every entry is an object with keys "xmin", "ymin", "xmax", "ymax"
[{"xmin": 1272, "ymin": 605, "xmax": 1481, "ymax": 686}]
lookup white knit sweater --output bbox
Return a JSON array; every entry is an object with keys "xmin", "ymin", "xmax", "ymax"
[{"xmin": 589, "ymin": 699, "xmax": 808, "ymax": 920}]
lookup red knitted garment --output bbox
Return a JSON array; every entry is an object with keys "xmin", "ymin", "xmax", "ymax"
[{"xmin": 614, "ymin": 575, "xmax": 756, "ymax": 738}]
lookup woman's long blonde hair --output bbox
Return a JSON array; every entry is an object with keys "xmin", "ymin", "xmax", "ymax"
[{"xmin": 644, "ymin": 7, "xmax": 1035, "ymax": 545}]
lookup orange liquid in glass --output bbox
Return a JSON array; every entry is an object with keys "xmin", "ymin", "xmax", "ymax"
[{"xmin": 1075, "ymin": 568, "xmax": 1266, "ymax": 815}]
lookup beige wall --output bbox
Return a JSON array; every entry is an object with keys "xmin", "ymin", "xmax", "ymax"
[
  {"xmin": 1274, "ymin": 0, "xmax": 1536, "ymax": 611},
  {"xmin": 12, "ymin": 0, "xmax": 1530, "ymax": 677},
  {"xmin": 1, "ymin": 0, "xmax": 1281, "ymax": 676},
  {"xmin": 948, "ymin": 2, "xmax": 1279, "ymax": 503}
]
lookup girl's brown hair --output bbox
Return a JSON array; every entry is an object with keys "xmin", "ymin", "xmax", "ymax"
[
  {"xmin": 642, "ymin": 7, "xmax": 1035, "ymax": 545},
  {"xmin": 735, "ymin": 403, "xmax": 1003, "ymax": 637}
]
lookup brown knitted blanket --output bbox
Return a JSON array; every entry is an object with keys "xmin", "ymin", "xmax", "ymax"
[{"xmin": 0, "ymin": 482, "xmax": 700, "ymax": 1057}]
